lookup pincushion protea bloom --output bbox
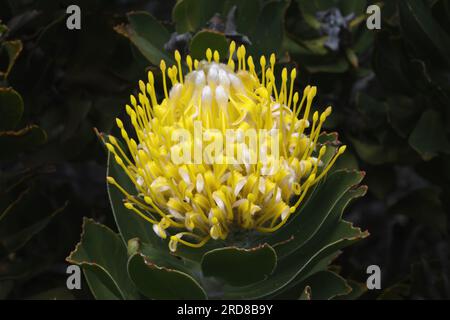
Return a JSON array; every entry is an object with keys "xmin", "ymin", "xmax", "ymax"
[
  {"xmin": 105, "ymin": 42, "xmax": 346, "ymax": 252},
  {"xmin": 69, "ymin": 41, "xmax": 367, "ymax": 300}
]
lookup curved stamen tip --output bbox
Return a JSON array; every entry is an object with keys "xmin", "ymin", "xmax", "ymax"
[
  {"xmin": 169, "ymin": 235, "xmax": 179, "ymax": 252},
  {"xmin": 124, "ymin": 202, "xmax": 133, "ymax": 209},
  {"xmin": 160, "ymin": 60, "xmax": 166, "ymax": 70},
  {"xmin": 106, "ymin": 176, "xmax": 116, "ymax": 184},
  {"xmin": 174, "ymin": 50, "xmax": 181, "ymax": 62},
  {"xmin": 206, "ymin": 48, "xmax": 212, "ymax": 62}
]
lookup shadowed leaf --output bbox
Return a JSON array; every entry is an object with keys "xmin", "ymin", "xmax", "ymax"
[
  {"xmin": 67, "ymin": 218, "xmax": 139, "ymax": 300},
  {"xmin": 201, "ymin": 244, "xmax": 277, "ymax": 286}
]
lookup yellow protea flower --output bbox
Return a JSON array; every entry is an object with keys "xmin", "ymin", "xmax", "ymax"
[{"xmin": 106, "ymin": 42, "xmax": 345, "ymax": 252}]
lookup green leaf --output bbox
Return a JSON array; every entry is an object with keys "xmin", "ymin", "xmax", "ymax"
[
  {"xmin": 317, "ymin": 132, "xmax": 339, "ymax": 144},
  {"xmin": 296, "ymin": 0, "xmax": 340, "ymax": 14},
  {"xmin": 222, "ymin": 0, "xmax": 262, "ymax": 33},
  {"xmin": 221, "ymin": 185, "xmax": 368, "ymax": 299},
  {"xmin": 171, "ymin": 235, "xmax": 225, "ymax": 263},
  {"xmin": 271, "ymin": 251, "xmax": 342, "ymax": 299},
  {"xmin": 352, "ymin": 29, "xmax": 374, "ymax": 54},
  {"xmin": 333, "ymin": 150, "xmax": 359, "ymax": 172},
  {"xmin": 269, "ymin": 169, "xmax": 365, "ymax": 259},
  {"xmin": 0, "ymin": 125, "xmax": 47, "ymax": 159},
  {"xmin": 174, "ymin": 0, "xmax": 288, "ymax": 57},
  {"xmin": 0, "ymin": 40, "xmax": 22, "ymax": 78},
  {"xmin": 274, "ymin": 186, "xmax": 368, "ymax": 297},
  {"xmin": 247, "ymin": 0, "xmax": 290, "ymax": 56},
  {"xmin": 107, "ymin": 150, "xmax": 164, "ymax": 248},
  {"xmin": 283, "ymin": 223, "xmax": 367, "ymax": 298},
  {"xmin": 0, "ymin": 244, "xmax": 54, "ymax": 281},
  {"xmin": 139, "ymin": 242, "xmax": 201, "ymax": 274},
  {"xmin": 0, "ymin": 187, "xmax": 67, "ymax": 252},
  {"xmin": 0, "ymin": 87, "xmax": 24, "ymax": 131},
  {"xmin": 127, "ymin": 252, "xmax": 206, "ymax": 299},
  {"xmin": 172, "ymin": 0, "xmax": 262, "ymax": 39},
  {"xmin": 348, "ymin": 136, "xmax": 416, "ymax": 165},
  {"xmin": 201, "ymin": 244, "xmax": 277, "ymax": 286},
  {"xmin": 189, "ymin": 30, "xmax": 229, "ymax": 61},
  {"xmin": 408, "ymin": 109, "xmax": 450, "ymax": 160},
  {"xmin": 389, "ymin": 187, "xmax": 447, "ymax": 232},
  {"xmin": 339, "ymin": 0, "xmax": 367, "ymax": 16},
  {"xmin": 372, "ymin": 33, "xmax": 412, "ymax": 94},
  {"xmin": 283, "ymin": 36, "xmax": 329, "ymax": 56},
  {"xmin": 67, "ymin": 218, "xmax": 139, "ymax": 300},
  {"xmin": 305, "ymin": 58, "xmax": 350, "ymax": 74},
  {"xmin": 356, "ymin": 92, "xmax": 388, "ymax": 129},
  {"xmin": 378, "ymin": 279, "xmax": 410, "ymax": 300},
  {"xmin": 0, "ymin": 24, "xmax": 8, "ymax": 36},
  {"xmin": 172, "ymin": 0, "xmax": 226, "ymax": 33},
  {"xmin": 387, "ymin": 95, "xmax": 422, "ymax": 138},
  {"xmin": 310, "ymin": 185, "xmax": 368, "ymax": 240},
  {"xmin": 399, "ymin": 0, "xmax": 450, "ymax": 66},
  {"xmin": 0, "ymin": 189, "xmax": 65, "ymax": 252},
  {"xmin": 222, "ymin": 219, "xmax": 367, "ymax": 299},
  {"xmin": 61, "ymin": 97, "xmax": 92, "ymax": 142},
  {"xmin": 114, "ymin": 11, "xmax": 173, "ymax": 66}
]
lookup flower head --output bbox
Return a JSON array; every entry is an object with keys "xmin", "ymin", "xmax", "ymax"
[{"xmin": 106, "ymin": 42, "xmax": 345, "ymax": 252}]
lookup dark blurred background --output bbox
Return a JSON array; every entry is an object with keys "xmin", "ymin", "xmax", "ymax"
[{"xmin": 1, "ymin": 0, "xmax": 449, "ymax": 299}]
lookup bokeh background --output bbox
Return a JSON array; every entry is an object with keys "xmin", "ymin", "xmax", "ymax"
[{"xmin": 1, "ymin": 0, "xmax": 449, "ymax": 299}]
